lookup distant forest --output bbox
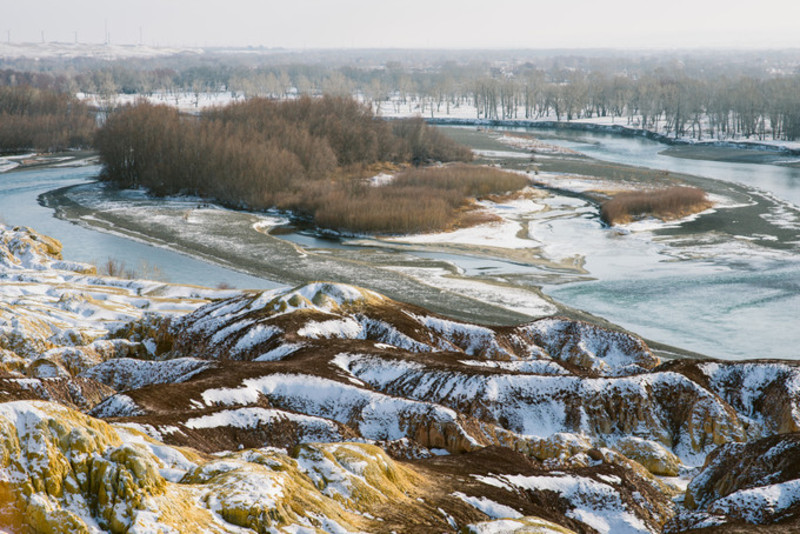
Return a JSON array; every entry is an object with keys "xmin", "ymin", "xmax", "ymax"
[
  {"xmin": 2, "ymin": 48, "xmax": 799, "ymax": 141},
  {"xmin": 0, "ymin": 85, "xmax": 94, "ymax": 152}
]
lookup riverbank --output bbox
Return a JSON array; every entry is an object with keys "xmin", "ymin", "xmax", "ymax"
[
  {"xmin": 12, "ymin": 124, "xmax": 799, "ymax": 360},
  {"xmin": 41, "ymin": 180, "xmax": 561, "ymax": 326},
  {"xmin": 422, "ymin": 117, "xmax": 800, "ymax": 161},
  {"xmin": 661, "ymin": 144, "xmax": 800, "ymax": 167},
  {"xmin": 0, "ymin": 150, "xmax": 98, "ymax": 173},
  {"xmin": 42, "ymin": 178, "xmax": 713, "ymax": 362}
]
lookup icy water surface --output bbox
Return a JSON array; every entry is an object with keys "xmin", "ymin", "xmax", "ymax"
[
  {"xmin": 0, "ymin": 165, "xmax": 280, "ymax": 289},
  {"xmin": 535, "ymin": 192, "xmax": 800, "ymax": 359},
  {"xmin": 6, "ymin": 128, "xmax": 800, "ymax": 360},
  {"xmin": 512, "ymin": 128, "xmax": 800, "ymax": 359},
  {"xmin": 520, "ymin": 127, "xmax": 800, "ymax": 206}
]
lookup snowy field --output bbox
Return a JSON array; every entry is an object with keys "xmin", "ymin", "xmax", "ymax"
[{"xmin": 0, "ymin": 41, "xmax": 199, "ymax": 60}]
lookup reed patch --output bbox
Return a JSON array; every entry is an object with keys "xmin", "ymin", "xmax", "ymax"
[{"xmin": 599, "ymin": 186, "xmax": 711, "ymax": 225}]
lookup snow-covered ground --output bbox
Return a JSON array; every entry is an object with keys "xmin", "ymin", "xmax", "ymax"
[
  {"xmin": 0, "ymin": 222, "xmax": 235, "ymax": 371},
  {"xmin": 3, "ymin": 217, "xmax": 800, "ymax": 532},
  {"xmin": 0, "ymin": 153, "xmax": 38, "ymax": 174},
  {"xmin": 0, "ymin": 41, "xmax": 199, "ymax": 60},
  {"xmin": 74, "ymin": 86, "xmax": 800, "ymax": 153},
  {"xmin": 78, "ymin": 90, "xmax": 240, "ymax": 112}
]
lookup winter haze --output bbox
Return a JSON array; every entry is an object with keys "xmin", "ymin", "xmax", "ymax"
[{"xmin": 5, "ymin": 0, "xmax": 800, "ymax": 49}]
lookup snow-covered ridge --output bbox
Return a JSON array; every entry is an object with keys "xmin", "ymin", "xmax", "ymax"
[
  {"xmin": 0, "ymin": 223, "xmax": 232, "ymax": 374},
  {"xmin": 92, "ymin": 279, "xmax": 799, "ymax": 469},
  {"xmin": 163, "ymin": 282, "xmax": 657, "ymax": 375},
  {"xmin": 3, "ymin": 223, "xmax": 800, "ymax": 532}
]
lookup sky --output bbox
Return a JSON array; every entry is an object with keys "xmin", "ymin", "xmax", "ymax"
[{"xmin": 4, "ymin": 0, "xmax": 800, "ymax": 50}]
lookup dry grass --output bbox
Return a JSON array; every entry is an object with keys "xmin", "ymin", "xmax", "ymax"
[
  {"xmin": 600, "ymin": 186, "xmax": 711, "ymax": 226},
  {"xmin": 313, "ymin": 189, "xmax": 453, "ymax": 234},
  {"xmin": 306, "ymin": 164, "xmax": 528, "ymax": 234},
  {"xmin": 391, "ymin": 164, "xmax": 529, "ymax": 197},
  {"xmin": 452, "ymin": 207, "xmax": 503, "ymax": 230}
]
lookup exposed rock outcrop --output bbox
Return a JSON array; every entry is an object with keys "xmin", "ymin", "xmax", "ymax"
[
  {"xmin": 2, "ymin": 223, "xmax": 799, "ymax": 533},
  {"xmin": 666, "ymin": 433, "xmax": 800, "ymax": 532},
  {"xmin": 615, "ymin": 436, "xmax": 682, "ymax": 477}
]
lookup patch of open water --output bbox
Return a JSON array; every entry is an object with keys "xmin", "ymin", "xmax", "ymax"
[{"xmin": 6, "ymin": 129, "xmax": 800, "ymax": 360}]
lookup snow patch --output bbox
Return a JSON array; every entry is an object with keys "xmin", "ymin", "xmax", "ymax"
[{"xmin": 452, "ymin": 491, "xmax": 523, "ymax": 519}]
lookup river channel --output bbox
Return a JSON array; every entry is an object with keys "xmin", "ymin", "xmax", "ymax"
[
  {"xmin": 486, "ymin": 127, "xmax": 800, "ymax": 360},
  {"xmin": 0, "ymin": 164, "xmax": 280, "ymax": 290},
  {"xmin": 3, "ymin": 127, "xmax": 799, "ymax": 360}
]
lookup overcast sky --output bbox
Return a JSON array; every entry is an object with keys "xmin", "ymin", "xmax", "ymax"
[{"xmin": 5, "ymin": 0, "xmax": 800, "ymax": 50}]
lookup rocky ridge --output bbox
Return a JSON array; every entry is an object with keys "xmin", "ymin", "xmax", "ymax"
[{"xmin": 0, "ymin": 223, "xmax": 799, "ymax": 533}]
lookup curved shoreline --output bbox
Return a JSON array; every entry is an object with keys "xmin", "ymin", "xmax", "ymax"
[
  {"xmin": 41, "ymin": 175, "xmax": 716, "ymax": 362},
  {"xmin": 20, "ymin": 131, "xmax": 799, "ymax": 361},
  {"xmin": 40, "ymin": 181, "xmax": 555, "ymax": 327},
  {"xmin": 424, "ymin": 117, "xmax": 800, "ymax": 156}
]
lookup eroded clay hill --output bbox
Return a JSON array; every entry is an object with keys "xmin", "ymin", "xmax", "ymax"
[{"xmin": 1, "ymin": 223, "xmax": 799, "ymax": 533}]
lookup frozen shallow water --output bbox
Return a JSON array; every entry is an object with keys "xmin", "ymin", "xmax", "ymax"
[
  {"xmin": 515, "ymin": 128, "xmax": 800, "ymax": 359},
  {"xmin": 0, "ymin": 165, "xmax": 280, "ymax": 290},
  {"xmin": 5, "ymin": 127, "xmax": 799, "ymax": 360},
  {"xmin": 518, "ymin": 127, "xmax": 800, "ymax": 207}
]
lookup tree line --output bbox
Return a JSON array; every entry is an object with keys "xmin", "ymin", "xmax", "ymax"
[
  {"xmin": 470, "ymin": 70, "xmax": 800, "ymax": 141},
  {"xmin": 4, "ymin": 49, "xmax": 800, "ymax": 141},
  {"xmin": 0, "ymin": 85, "xmax": 94, "ymax": 152}
]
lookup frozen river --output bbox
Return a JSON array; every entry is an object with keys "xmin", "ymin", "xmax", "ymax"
[
  {"xmin": 3, "ymin": 128, "xmax": 799, "ymax": 360},
  {"xmin": 0, "ymin": 164, "xmax": 280, "ymax": 290},
  {"xmin": 515, "ymin": 128, "xmax": 800, "ymax": 360}
]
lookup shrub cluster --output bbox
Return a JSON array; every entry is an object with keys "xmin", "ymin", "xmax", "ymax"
[
  {"xmin": 0, "ymin": 86, "xmax": 95, "ymax": 152},
  {"xmin": 391, "ymin": 117, "xmax": 473, "ymax": 164},
  {"xmin": 95, "ymin": 102, "xmax": 307, "ymax": 206},
  {"xmin": 96, "ymin": 97, "xmax": 500, "ymax": 233},
  {"xmin": 600, "ymin": 186, "xmax": 710, "ymax": 225},
  {"xmin": 307, "ymin": 165, "xmax": 528, "ymax": 234},
  {"xmin": 95, "ymin": 97, "xmax": 473, "ymax": 210}
]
